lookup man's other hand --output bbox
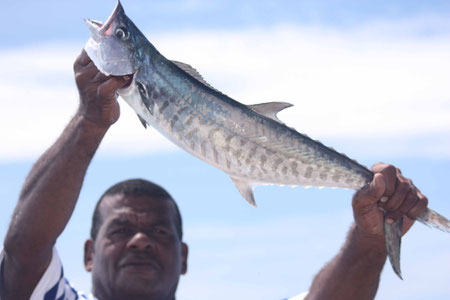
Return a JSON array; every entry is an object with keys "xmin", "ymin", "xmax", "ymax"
[{"xmin": 352, "ymin": 163, "xmax": 428, "ymax": 244}]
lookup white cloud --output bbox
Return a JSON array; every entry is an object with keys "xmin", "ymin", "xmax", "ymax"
[{"xmin": 1, "ymin": 20, "xmax": 450, "ymax": 162}]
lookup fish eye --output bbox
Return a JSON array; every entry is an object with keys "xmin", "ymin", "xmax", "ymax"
[{"xmin": 115, "ymin": 27, "xmax": 129, "ymax": 40}]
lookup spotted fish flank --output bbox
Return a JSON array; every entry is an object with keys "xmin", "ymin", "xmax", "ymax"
[{"xmin": 85, "ymin": 1, "xmax": 450, "ymax": 280}]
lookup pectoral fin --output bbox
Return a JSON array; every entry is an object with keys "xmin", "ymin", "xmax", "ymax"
[
  {"xmin": 137, "ymin": 114, "xmax": 148, "ymax": 129},
  {"xmin": 384, "ymin": 216, "xmax": 403, "ymax": 279},
  {"xmin": 230, "ymin": 177, "xmax": 257, "ymax": 207}
]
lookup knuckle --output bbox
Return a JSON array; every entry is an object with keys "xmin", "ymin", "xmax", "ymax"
[
  {"xmin": 74, "ymin": 72, "xmax": 86, "ymax": 85},
  {"xmin": 384, "ymin": 164, "xmax": 395, "ymax": 173},
  {"xmin": 397, "ymin": 181, "xmax": 410, "ymax": 194},
  {"xmin": 407, "ymin": 197, "xmax": 428, "ymax": 219},
  {"xmin": 421, "ymin": 195, "xmax": 429, "ymax": 207},
  {"xmin": 370, "ymin": 162, "xmax": 385, "ymax": 172},
  {"xmin": 404, "ymin": 190, "xmax": 418, "ymax": 207}
]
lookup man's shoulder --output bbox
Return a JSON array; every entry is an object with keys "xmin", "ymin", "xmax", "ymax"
[{"xmin": 0, "ymin": 247, "xmax": 93, "ymax": 300}]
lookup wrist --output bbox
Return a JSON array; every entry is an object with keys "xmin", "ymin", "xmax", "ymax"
[
  {"xmin": 74, "ymin": 112, "xmax": 111, "ymax": 135},
  {"xmin": 349, "ymin": 223, "xmax": 387, "ymax": 258}
]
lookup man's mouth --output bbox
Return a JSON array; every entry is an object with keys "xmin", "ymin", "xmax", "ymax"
[{"xmin": 119, "ymin": 257, "xmax": 160, "ymax": 271}]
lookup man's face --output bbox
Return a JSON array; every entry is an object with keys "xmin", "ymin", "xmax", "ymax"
[{"xmin": 84, "ymin": 194, "xmax": 188, "ymax": 300}]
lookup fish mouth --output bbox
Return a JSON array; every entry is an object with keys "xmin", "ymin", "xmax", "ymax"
[
  {"xmin": 85, "ymin": 1, "xmax": 124, "ymax": 36},
  {"xmin": 99, "ymin": 1, "xmax": 124, "ymax": 35},
  {"xmin": 85, "ymin": 18, "xmax": 103, "ymax": 40}
]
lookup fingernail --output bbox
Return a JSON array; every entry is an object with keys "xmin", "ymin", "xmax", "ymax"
[
  {"xmin": 386, "ymin": 218, "xmax": 394, "ymax": 224},
  {"xmin": 380, "ymin": 196, "xmax": 388, "ymax": 203}
]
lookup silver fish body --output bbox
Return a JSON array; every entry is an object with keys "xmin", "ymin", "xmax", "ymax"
[
  {"xmin": 84, "ymin": 1, "xmax": 449, "ymax": 279},
  {"xmin": 124, "ymin": 56, "xmax": 373, "ymax": 191}
]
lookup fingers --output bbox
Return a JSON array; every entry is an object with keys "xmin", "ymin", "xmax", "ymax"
[
  {"xmin": 74, "ymin": 49, "xmax": 92, "ymax": 70},
  {"xmin": 384, "ymin": 189, "xmax": 417, "ymax": 223},
  {"xmin": 407, "ymin": 190, "xmax": 428, "ymax": 219},
  {"xmin": 381, "ymin": 170, "xmax": 413, "ymax": 212},
  {"xmin": 97, "ymin": 76, "xmax": 130, "ymax": 103},
  {"xmin": 372, "ymin": 163, "xmax": 428, "ymax": 229}
]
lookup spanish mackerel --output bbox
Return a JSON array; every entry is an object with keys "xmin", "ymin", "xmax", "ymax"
[{"xmin": 84, "ymin": 1, "xmax": 449, "ymax": 279}]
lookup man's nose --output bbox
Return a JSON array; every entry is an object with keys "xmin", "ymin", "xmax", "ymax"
[{"xmin": 127, "ymin": 232, "xmax": 153, "ymax": 250}]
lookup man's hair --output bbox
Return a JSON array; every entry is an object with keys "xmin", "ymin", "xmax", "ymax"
[{"xmin": 90, "ymin": 179, "xmax": 183, "ymax": 241}]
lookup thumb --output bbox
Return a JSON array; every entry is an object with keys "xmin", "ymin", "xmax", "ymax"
[{"xmin": 353, "ymin": 173, "xmax": 386, "ymax": 209}]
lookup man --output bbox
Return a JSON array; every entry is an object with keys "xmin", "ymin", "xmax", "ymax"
[{"xmin": 0, "ymin": 50, "xmax": 428, "ymax": 300}]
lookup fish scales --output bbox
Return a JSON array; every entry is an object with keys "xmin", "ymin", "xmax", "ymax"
[
  {"xmin": 85, "ymin": 1, "xmax": 450, "ymax": 280},
  {"xmin": 95, "ymin": 17, "xmax": 371, "ymax": 188},
  {"xmin": 149, "ymin": 54, "xmax": 371, "ymax": 187}
]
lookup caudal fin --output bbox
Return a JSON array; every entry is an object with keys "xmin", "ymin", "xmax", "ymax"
[
  {"xmin": 416, "ymin": 208, "xmax": 450, "ymax": 232},
  {"xmin": 384, "ymin": 207, "xmax": 449, "ymax": 280},
  {"xmin": 384, "ymin": 217, "xmax": 403, "ymax": 279}
]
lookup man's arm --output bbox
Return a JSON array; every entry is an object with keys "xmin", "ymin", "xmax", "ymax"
[
  {"xmin": 305, "ymin": 163, "xmax": 428, "ymax": 300},
  {"xmin": 0, "ymin": 50, "xmax": 129, "ymax": 300}
]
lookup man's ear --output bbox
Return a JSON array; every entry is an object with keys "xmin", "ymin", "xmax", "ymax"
[
  {"xmin": 181, "ymin": 242, "xmax": 188, "ymax": 275},
  {"xmin": 84, "ymin": 239, "xmax": 94, "ymax": 272}
]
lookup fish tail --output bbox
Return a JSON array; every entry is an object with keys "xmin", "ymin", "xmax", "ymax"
[
  {"xmin": 384, "ymin": 216, "xmax": 403, "ymax": 279},
  {"xmin": 416, "ymin": 208, "xmax": 450, "ymax": 232},
  {"xmin": 384, "ymin": 208, "xmax": 449, "ymax": 280}
]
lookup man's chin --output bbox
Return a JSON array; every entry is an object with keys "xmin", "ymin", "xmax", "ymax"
[
  {"xmin": 119, "ymin": 265, "xmax": 160, "ymax": 280},
  {"xmin": 114, "ymin": 273, "xmax": 160, "ymax": 297}
]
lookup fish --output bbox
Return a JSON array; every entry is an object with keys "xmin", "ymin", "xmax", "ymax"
[{"xmin": 84, "ymin": 1, "xmax": 450, "ymax": 279}]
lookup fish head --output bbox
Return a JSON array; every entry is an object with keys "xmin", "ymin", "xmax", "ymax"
[{"xmin": 84, "ymin": 1, "xmax": 144, "ymax": 76}]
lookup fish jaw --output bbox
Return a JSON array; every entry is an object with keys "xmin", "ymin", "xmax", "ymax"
[{"xmin": 84, "ymin": 1, "xmax": 138, "ymax": 76}]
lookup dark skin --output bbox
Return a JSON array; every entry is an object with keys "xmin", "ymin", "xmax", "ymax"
[
  {"xmin": 0, "ymin": 50, "xmax": 427, "ymax": 300},
  {"xmin": 84, "ymin": 194, "xmax": 188, "ymax": 300},
  {"xmin": 306, "ymin": 165, "xmax": 428, "ymax": 300},
  {"xmin": 1, "ymin": 50, "xmax": 129, "ymax": 300}
]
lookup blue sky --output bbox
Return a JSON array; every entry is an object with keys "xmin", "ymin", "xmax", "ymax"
[{"xmin": 1, "ymin": 1, "xmax": 450, "ymax": 299}]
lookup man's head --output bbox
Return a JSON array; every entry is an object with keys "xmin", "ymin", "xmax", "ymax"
[{"xmin": 84, "ymin": 179, "xmax": 188, "ymax": 300}]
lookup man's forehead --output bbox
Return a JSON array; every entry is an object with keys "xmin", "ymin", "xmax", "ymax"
[
  {"xmin": 99, "ymin": 193, "xmax": 176, "ymax": 218},
  {"xmin": 104, "ymin": 210, "xmax": 171, "ymax": 226},
  {"xmin": 102, "ymin": 193, "xmax": 171, "ymax": 207}
]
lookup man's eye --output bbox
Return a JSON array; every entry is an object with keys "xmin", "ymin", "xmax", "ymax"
[
  {"xmin": 152, "ymin": 228, "xmax": 168, "ymax": 235},
  {"xmin": 111, "ymin": 228, "xmax": 131, "ymax": 235}
]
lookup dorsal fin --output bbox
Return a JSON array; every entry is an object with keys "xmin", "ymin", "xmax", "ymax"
[
  {"xmin": 171, "ymin": 60, "xmax": 222, "ymax": 93},
  {"xmin": 248, "ymin": 102, "xmax": 293, "ymax": 123}
]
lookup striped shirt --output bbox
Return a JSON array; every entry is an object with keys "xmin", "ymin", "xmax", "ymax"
[
  {"xmin": 0, "ymin": 248, "xmax": 93, "ymax": 300},
  {"xmin": 0, "ymin": 248, "xmax": 306, "ymax": 300}
]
